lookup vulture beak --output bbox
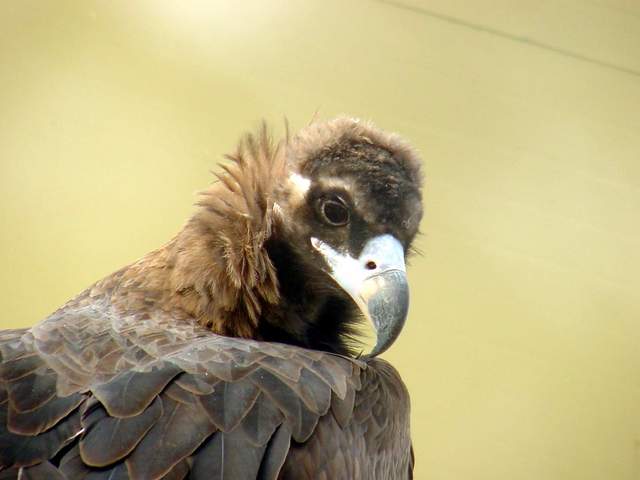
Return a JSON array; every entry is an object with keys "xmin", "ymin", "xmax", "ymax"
[{"xmin": 311, "ymin": 234, "xmax": 409, "ymax": 357}]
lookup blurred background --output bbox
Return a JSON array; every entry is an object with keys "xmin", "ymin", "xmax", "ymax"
[{"xmin": 1, "ymin": 1, "xmax": 639, "ymax": 478}]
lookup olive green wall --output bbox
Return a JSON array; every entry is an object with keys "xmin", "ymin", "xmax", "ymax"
[{"xmin": 1, "ymin": 2, "xmax": 639, "ymax": 478}]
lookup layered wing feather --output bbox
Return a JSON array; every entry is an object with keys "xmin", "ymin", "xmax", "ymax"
[{"xmin": 0, "ymin": 300, "xmax": 411, "ymax": 480}]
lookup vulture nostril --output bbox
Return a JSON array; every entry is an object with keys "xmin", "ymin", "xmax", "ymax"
[{"xmin": 365, "ymin": 260, "xmax": 377, "ymax": 270}]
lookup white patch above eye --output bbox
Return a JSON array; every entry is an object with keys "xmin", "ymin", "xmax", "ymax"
[
  {"xmin": 288, "ymin": 173, "xmax": 311, "ymax": 195},
  {"xmin": 272, "ymin": 202, "xmax": 284, "ymax": 219}
]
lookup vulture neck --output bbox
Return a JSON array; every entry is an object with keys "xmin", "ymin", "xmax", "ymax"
[
  {"xmin": 257, "ymin": 235, "xmax": 358, "ymax": 357},
  {"xmin": 162, "ymin": 216, "xmax": 277, "ymax": 339},
  {"xmin": 159, "ymin": 223, "xmax": 356, "ymax": 356}
]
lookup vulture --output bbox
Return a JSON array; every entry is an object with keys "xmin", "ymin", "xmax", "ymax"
[{"xmin": 0, "ymin": 117, "xmax": 423, "ymax": 479}]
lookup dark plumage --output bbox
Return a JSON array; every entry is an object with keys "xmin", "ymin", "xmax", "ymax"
[{"xmin": 0, "ymin": 117, "xmax": 423, "ymax": 479}]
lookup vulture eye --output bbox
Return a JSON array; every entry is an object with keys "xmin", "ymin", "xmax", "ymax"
[{"xmin": 320, "ymin": 197, "xmax": 350, "ymax": 226}]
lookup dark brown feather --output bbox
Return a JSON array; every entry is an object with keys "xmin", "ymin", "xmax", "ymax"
[
  {"xmin": 329, "ymin": 386, "xmax": 356, "ymax": 429},
  {"xmin": 6, "ymin": 371, "xmax": 57, "ymax": 413},
  {"xmin": 160, "ymin": 458, "xmax": 190, "ymax": 480},
  {"xmin": 124, "ymin": 396, "xmax": 215, "ymax": 479},
  {"xmin": 58, "ymin": 445, "xmax": 90, "ymax": 478},
  {"xmin": 18, "ymin": 461, "xmax": 65, "ymax": 480},
  {"xmin": 191, "ymin": 429, "xmax": 269, "ymax": 480},
  {"xmin": 0, "ymin": 408, "xmax": 81, "ymax": 469},
  {"xmin": 92, "ymin": 363, "xmax": 181, "ymax": 418},
  {"xmin": 86, "ymin": 463, "xmax": 129, "ymax": 480},
  {"xmin": 256, "ymin": 423, "xmax": 291, "ymax": 480},
  {"xmin": 239, "ymin": 392, "xmax": 284, "ymax": 447},
  {"xmin": 198, "ymin": 378, "xmax": 260, "ymax": 432},
  {"xmin": 0, "ymin": 354, "xmax": 41, "ymax": 382},
  {"xmin": 8, "ymin": 392, "xmax": 84, "ymax": 435},
  {"xmin": 80, "ymin": 397, "xmax": 163, "ymax": 467}
]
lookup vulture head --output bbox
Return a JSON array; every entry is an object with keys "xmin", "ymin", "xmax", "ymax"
[{"xmin": 171, "ymin": 117, "xmax": 423, "ymax": 357}]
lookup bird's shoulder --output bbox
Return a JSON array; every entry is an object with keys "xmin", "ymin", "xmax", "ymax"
[{"xmin": 0, "ymin": 294, "xmax": 412, "ymax": 479}]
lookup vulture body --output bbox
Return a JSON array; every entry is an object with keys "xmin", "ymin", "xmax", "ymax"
[{"xmin": 0, "ymin": 117, "xmax": 423, "ymax": 479}]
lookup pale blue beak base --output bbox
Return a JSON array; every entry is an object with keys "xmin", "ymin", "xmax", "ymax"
[{"xmin": 310, "ymin": 234, "xmax": 410, "ymax": 356}]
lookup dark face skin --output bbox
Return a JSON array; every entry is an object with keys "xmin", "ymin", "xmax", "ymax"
[{"xmin": 258, "ymin": 141, "xmax": 422, "ymax": 356}]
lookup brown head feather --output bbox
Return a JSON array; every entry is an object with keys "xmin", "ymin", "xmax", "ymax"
[
  {"xmin": 287, "ymin": 116, "xmax": 422, "ymax": 186},
  {"xmin": 168, "ymin": 123, "xmax": 286, "ymax": 337}
]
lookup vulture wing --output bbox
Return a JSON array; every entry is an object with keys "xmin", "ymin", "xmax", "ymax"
[{"xmin": 0, "ymin": 295, "xmax": 412, "ymax": 479}]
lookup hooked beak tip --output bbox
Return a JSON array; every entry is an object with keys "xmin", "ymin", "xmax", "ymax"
[{"xmin": 361, "ymin": 269, "xmax": 409, "ymax": 357}]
